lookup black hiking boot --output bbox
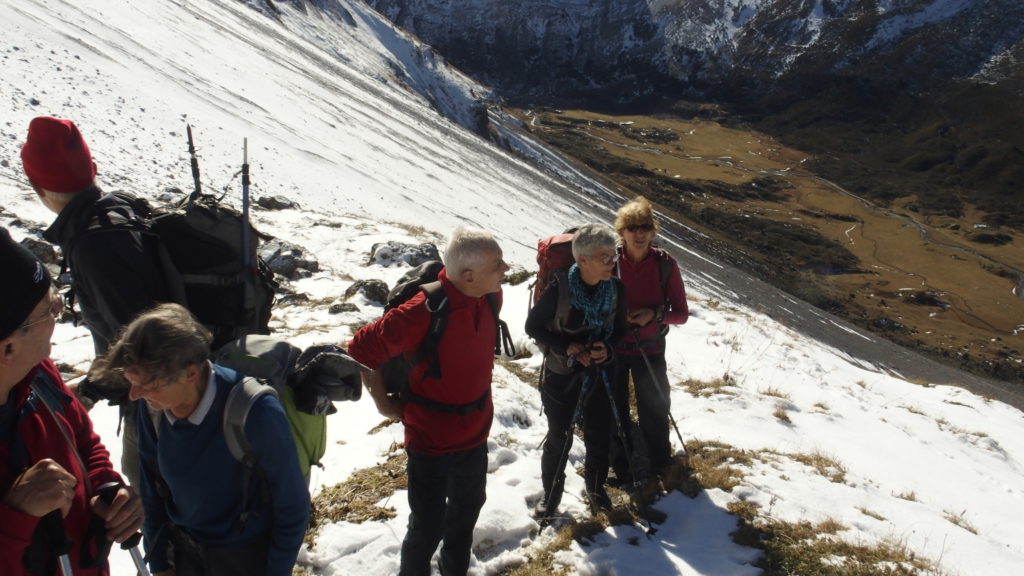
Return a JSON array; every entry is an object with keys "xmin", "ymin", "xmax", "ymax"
[{"xmin": 585, "ymin": 487, "xmax": 613, "ymax": 516}]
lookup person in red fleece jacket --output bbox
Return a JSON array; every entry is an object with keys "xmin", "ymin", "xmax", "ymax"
[
  {"xmin": 348, "ymin": 227, "xmax": 509, "ymax": 576},
  {"xmin": 0, "ymin": 227, "xmax": 142, "ymax": 576},
  {"xmin": 609, "ymin": 196, "xmax": 689, "ymax": 486}
]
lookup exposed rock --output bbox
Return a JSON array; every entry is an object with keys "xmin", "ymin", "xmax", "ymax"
[
  {"xmin": 260, "ymin": 240, "xmax": 320, "ymax": 279},
  {"xmin": 20, "ymin": 236, "xmax": 59, "ymax": 265},
  {"xmin": 329, "ymin": 302, "xmax": 360, "ymax": 314},
  {"xmin": 345, "ymin": 279, "xmax": 389, "ymax": 305},
  {"xmin": 276, "ymin": 292, "xmax": 310, "ymax": 307},
  {"xmin": 368, "ymin": 241, "xmax": 440, "ymax": 267},
  {"xmin": 257, "ymin": 195, "xmax": 299, "ymax": 210}
]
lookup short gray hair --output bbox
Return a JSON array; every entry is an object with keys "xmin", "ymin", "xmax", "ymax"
[
  {"xmin": 443, "ymin": 227, "xmax": 500, "ymax": 277},
  {"xmin": 571, "ymin": 223, "xmax": 617, "ymax": 260}
]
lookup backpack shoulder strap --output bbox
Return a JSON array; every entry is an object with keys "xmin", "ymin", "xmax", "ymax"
[
  {"xmin": 223, "ymin": 377, "xmax": 279, "ymax": 465},
  {"xmin": 416, "ymin": 281, "xmax": 448, "ymax": 380},
  {"xmin": 486, "ymin": 293, "xmax": 516, "ymax": 357},
  {"xmin": 222, "ymin": 376, "xmax": 277, "ymax": 532},
  {"xmin": 654, "ymin": 247, "xmax": 673, "ymax": 305},
  {"xmin": 551, "ymin": 269, "xmax": 572, "ymax": 333}
]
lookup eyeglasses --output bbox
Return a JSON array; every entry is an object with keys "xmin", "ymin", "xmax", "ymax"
[
  {"xmin": 587, "ymin": 253, "xmax": 619, "ymax": 266},
  {"xmin": 20, "ymin": 293, "xmax": 62, "ymax": 330},
  {"xmin": 626, "ymin": 224, "xmax": 654, "ymax": 233}
]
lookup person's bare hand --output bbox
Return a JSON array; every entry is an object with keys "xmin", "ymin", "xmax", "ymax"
[
  {"xmin": 1, "ymin": 459, "xmax": 76, "ymax": 517},
  {"xmin": 376, "ymin": 395, "xmax": 403, "ymax": 419},
  {"xmin": 566, "ymin": 342, "xmax": 592, "ymax": 366},
  {"xmin": 589, "ymin": 342, "xmax": 609, "ymax": 364},
  {"xmin": 627, "ymin": 308, "xmax": 656, "ymax": 327},
  {"xmin": 90, "ymin": 485, "xmax": 143, "ymax": 543}
]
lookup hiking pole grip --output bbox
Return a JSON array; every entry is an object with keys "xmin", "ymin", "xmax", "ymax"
[
  {"xmin": 41, "ymin": 509, "xmax": 74, "ymax": 576},
  {"xmin": 96, "ymin": 481, "xmax": 152, "ymax": 576}
]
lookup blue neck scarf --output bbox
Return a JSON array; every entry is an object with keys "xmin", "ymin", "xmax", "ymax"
[{"xmin": 567, "ymin": 263, "xmax": 615, "ymax": 342}]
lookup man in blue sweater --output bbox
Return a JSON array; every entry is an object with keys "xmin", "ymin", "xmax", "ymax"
[{"xmin": 91, "ymin": 303, "xmax": 309, "ymax": 576}]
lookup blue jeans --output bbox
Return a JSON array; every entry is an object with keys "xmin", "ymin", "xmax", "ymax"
[{"xmin": 400, "ymin": 442, "xmax": 488, "ymax": 576}]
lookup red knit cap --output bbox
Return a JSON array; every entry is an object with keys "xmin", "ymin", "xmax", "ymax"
[{"xmin": 21, "ymin": 116, "xmax": 96, "ymax": 193}]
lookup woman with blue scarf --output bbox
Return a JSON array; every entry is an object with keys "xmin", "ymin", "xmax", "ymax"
[{"xmin": 525, "ymin": 223, "xmax": 628, "ymax": 521}]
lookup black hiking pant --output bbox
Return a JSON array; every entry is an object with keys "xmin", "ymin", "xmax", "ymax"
[
  {"xmin": 539, "ymin": 366, "xmax": 614, "ymax": 513},
  {"xmin": 167, "ymin": 524, "xmax": 271, "ymax": 576},
  {"xmin": 400, "ymin": 442, "xmax": 488, "ymax": 576},
  {"xmin": 610, "ymin": 352, "xmax": 673, "ymax": 482}
]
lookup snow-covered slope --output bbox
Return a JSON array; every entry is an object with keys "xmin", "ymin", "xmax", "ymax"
[{"xmin": 2, "ymin": 2, "xmax": 1024, "ymax": 575}]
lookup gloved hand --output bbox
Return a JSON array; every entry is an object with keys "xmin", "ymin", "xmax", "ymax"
[{"xmin": 77, "ymin": 376, "xmax": 130, "ymax": 407}]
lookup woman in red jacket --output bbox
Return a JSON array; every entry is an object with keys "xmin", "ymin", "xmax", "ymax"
[{"xmin": 610, "ymin": 197, "xmax": 689, "ymax": 486}]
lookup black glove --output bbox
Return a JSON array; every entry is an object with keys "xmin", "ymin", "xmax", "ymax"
[{"xmin": 78, "ymin": 376, "xmax": 130, "ymax": 407}]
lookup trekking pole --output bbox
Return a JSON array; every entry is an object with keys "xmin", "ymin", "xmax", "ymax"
[
  {"xmin": 631, "ymin": 327, "xmax": 686, "ymax": 453},
  {"xmin": 186, "ymin": 125, "xmax": 202, "ymax": 202},
  {"xmin": 41, "ymin": 510, "xmax": 74, "ymax": 576},
  {"xmin": 540, "ymin": 371, "xmax": 591, "ymax": 524},
  {"xmin": 241, "ymin": 138, "xmax": 252, "ymax": 271},
  {"xmin": 96, "ymin": 482, "xmax": 151, "ymax": 576},
  {"xmin": 239, "ymin": 138, "xmax": 256, "ymax": 329}
]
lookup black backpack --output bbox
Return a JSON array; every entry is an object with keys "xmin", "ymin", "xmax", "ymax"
[
  {"xmin": 67, "ymin": 191, "xmax": 277, "ymax": 350},
  {"xmin": 377, "ymin": 260, "xmax": 515, "ymax": 414}
]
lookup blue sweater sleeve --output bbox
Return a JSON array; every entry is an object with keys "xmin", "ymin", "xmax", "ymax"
[{"xmin": 245, "ymin": 395, "xmax": 311, "ymax": 576}]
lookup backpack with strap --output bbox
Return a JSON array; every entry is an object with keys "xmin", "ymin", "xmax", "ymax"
[
  {"xmin": 377, "ymin": 259, "xmax": 515, "ymax": 414},
  {"xmin": 531, "ymin": 229, "xmax": 576, "ymax": 306},
  {"xmin": 145, "ymin": 336, "xmax": 361, "ymax": 521},
  {"xmin": 66, "ymin": 190, "xmax": 277, "ymax": 351},
  {"xmin": 213, "ymin": 335, "xmax": 362, "ymax": 480},
  {"xmin": 530, "ymin": 232, "xmax": 674, "ymax": 362}
]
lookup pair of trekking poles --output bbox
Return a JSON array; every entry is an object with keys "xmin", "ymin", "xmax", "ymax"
[
  {"xmin": 541, "ymin": 327, "xmax": 685, "ymax": 534},
  {"xmin": 43, "ymin": 481, "xmax": 151, "ymax": 576}
]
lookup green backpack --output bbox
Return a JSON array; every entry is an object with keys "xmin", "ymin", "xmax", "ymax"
[{"xmin": 213, "ymin": 335, "xmax": 362, "ymax": 481}]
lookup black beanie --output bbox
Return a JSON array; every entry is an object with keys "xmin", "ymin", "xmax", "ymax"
[{"xmin": 0, "ymin": 227, "xmax": 53, "ymax": 340}]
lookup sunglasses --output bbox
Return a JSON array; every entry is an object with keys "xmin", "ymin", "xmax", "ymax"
[{"xmin": 626, "ymin": 224, "xmax": 654, "ymax": 232}]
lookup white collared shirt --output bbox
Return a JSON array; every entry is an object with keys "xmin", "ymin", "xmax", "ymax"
[{"xmin": 164, "ymin": 361, "xmax": 217, "ymax": 426}]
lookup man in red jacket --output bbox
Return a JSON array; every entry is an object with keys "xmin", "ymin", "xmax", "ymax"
[
  {"xmin": 0, "ymin": 227, "xmax": 142, "ymax": 575},
  {"xmin": 348, "ymin": 227, "xmax": 508, "ymax": 576}
]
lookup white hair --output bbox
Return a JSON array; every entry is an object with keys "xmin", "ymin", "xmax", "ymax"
[
  {"xmin": 443, "ymin": 227, "xmax": 500, "ymax": 277},
  {"xmin": 571, "ymin": 223, "xmax": 617, "ymax": 259}
]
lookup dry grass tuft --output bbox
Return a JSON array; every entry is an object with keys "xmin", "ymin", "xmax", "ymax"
[
  {"xmin": 760, "ymin": 387, "xmax": 792, "ymax": 400},
  {"xmin": 680, "ymin": 376, "xmax": 738, "ymax": 398},
  {"xmin": 773, "ymin": 406, "xmax": 793, "ymax": 423},
  {"xmin": 684, "ymin": 440, "xmax": 751, "ymax": 493},
  {"xmin": 787, "ymin": 450, "xmax": 847, "ymax": 484},
  {"xmin": 305, "ymin": 449, "xmax": 407, "ymax": 548},
  {"xmin": 856, "ymin": 506, "xmax": 887, "ymax": 522},
  {"xmin": 943, "ymin": 509, "xmax": 978, "ymax": 534}
]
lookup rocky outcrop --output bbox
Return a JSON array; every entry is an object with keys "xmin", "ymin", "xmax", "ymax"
[{"xmin": 365, "ymin": 0, "xmax": 1024, "ymax": 103}]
